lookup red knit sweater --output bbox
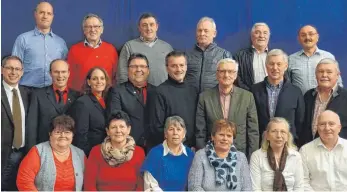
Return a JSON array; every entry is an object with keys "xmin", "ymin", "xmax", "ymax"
[
  {"xmin": 67, "ymin": 41, "xmax": 118, "ymax": 91},
  {"xmin": 84, "ymin": 144, "xmax": 145, "ymax": 191}
]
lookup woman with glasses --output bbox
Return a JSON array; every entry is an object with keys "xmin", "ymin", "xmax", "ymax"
[
  {"xmin": 250, "ymin": 117, "xmax": 304, "ymax": 191},
  {"xmin": 17, "ymin": 115, "xmax": 86, "ymax": 191}
]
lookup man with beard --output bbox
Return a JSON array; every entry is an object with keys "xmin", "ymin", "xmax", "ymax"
[
  {"xmin": 1, "ymin": 56, "xmax": 33, "ymax": 190},
  {"xmin": 107, "ymin": 53, "xmax": 155, "ymax": 149},
  {"xmin": 146, "ymin": 51, "xmax": 198, "ymax": 150},
  {"xmin": 68, "ymin": 13, "xmax": 118, "ymax": 91},
  {"xmin": 186, "ymin": 17, "xmax": 232, "ymax": 93},
  {"xmin": 288, "ymin": 25, "xmax": 343, "ymax": 94},
  {"xmin": 12, "ymin": 2, "xmax": 68, "ymax": 89},
  {"xmin": 27, "ymin": 59, "xmax": 80, "ymax": 143},
  {"xmin": 117, "ymin": 13, "xmax": 173, "ymax": 86}
]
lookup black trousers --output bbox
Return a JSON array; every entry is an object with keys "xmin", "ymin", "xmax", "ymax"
[{"xmin": 1, "ymin": 148, "xmax": 25, "ymax": 191}]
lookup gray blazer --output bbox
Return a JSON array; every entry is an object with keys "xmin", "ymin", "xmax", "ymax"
[{"xmin": 195, "ymin": 85, "xmax": 259, "ymax": 157}]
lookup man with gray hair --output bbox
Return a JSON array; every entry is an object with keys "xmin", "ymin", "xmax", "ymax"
[
  {"xmin": 288, "ymin": 25, "xmax": 343, "ymax": 94},
  {"xmin": 186, "ymin": 16, "xmax": 232, "ymax": 93},
  {"xmin": 300, "ymin": 58, "xmax": 347, "ymax": 146},
  {"xmin": 67, "ymin": 13, "xmax": 118, "ymax": 91},
  {"xmin": 117, "ymin": 12, "xmax": 173, "ymax": 86},
  {"xmin": 251, "ymin": 49, "xmax": 304, "ymax": 145},
  {"xmin": 196, "ymin": 58, "xmax": 259, "ymax": 157},
  {"xmin": 12, "ymin": 1, "xmax": 68, "ymax": 89},
  {"xmin": 235, "ymin": 22, "xmax": 270, "ymax": 91}
]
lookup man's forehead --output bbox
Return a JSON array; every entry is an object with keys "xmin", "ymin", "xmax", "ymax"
[
  {"xmin": 299, "ymin": 26, "xmax": 317, "ymax": 33},
  {"xmin": 140, "ymin": 17, "xmax": 156, "ymax": 24},
  {"xmin": 218, "ymin": 62, "xmax": 236, "ymax": 69},
  {"xmin": 36, "ymin": 2, "xmax": 53, "ymax": 12},
  {"xmin": 85, "ymin": 17, "xmax": 101, "ymax": 24}
]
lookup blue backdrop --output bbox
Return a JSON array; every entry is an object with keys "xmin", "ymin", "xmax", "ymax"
[{"xmin": 2, "ymin": 0, "xmax": 346, "ymax": 82}]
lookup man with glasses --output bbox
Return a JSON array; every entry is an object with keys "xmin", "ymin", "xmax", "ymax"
[
  {"xmin": 117, "ymin": 12, "xmax": 173, "ymax": 86},
  {"xmin": 1, "ymin": 56, "xmax": 34, "ymax": 190},
  {"xmin": 288, "ymin": 25, "xmax": 343, "ymax": 94},
  {"xmin": 251, "ymin": 49, "xmax": 304, "ymax": 145},
  {"xmin": 12, "ymin": 2, "xmax": 68, "ymax": 89},
  {"xmin": 26, "ymin": 59, "xmax": 80, "ymax": 144},
  {"xmin": 67, "ymin": 13, "xmax": 118, "ymax": 91},
  {"xmin": 195, "ymin": 58, "xmax": 259, "ymax": 158},
  {"xmin": 107, "ymin": 53, "xmax": 155, "ymax": 150},
  {"xmin": 146, "ymin": 51, "xmax": 198, "ymax": 151}
]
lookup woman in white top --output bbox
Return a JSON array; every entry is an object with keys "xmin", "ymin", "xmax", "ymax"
[{"xmin": 250, "ymin": 117, "xmax": 304, "ymax": 191}]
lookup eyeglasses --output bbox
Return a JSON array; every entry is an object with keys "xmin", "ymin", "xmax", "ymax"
[
  {"xmin": 269, "ymin": 130, "xmax": 288, "ymax": 136},
  {"xmin": 3, "ymin": 66, "xmax": 23, "ymax": 72},
  {"xmin": 52, "ymin": 130, "xmax": 73, "ymax": 136},
  {"xmin": 84, "ymin": 25, "xmax": 102, "ymax": 30},
  {"xmin": 300, "ymin": 32, "xmax": 317, "ymax": 38},
  {"xmin": 217, "ymin": 70, "xmax": 237, "ymax": 75},
  {"xmin": 128, "ymin": 65, "xmax": 148, "ymax": 69},
  {"xmin": 318, "ymin": 121, "xmax": 337, "ymax": 128}
]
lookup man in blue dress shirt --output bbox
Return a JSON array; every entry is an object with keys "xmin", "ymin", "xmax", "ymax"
[{"xmin": 12, "ymin": 1, "xmax": 68, "ymax": 89}]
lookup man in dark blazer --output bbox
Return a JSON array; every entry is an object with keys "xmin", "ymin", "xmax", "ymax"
[
  {"xmin": 1, "ymin": 56, "xmax": 33, "ymax": 190},
  {"xmin": 234, "ymin": 22, "xmax": 270, "ymax": 91},
  {"xmin": 300, "ymin": 58, "xmax": 347, "ymax": 146},
  {"xmin": 251, "ymin": 49, "xmax": 304, "ymax": 145},
  {"xmin": 196, "ymin": 58, "xmax": 259, "ymax": 157},
  {"xmin": 107, "ymin": 53, "xmax": 155, "ymax": 149},
  {"xmin": 27, "ymin": 59, "xmax": 80, "ymax": 143}
]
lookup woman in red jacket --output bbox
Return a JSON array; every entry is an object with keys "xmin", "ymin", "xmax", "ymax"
[{"xmin": 84, "ymin": 110, "xmax": 145, "ymax": 191}]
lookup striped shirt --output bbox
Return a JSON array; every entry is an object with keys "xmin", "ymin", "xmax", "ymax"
[
  {"xmin": 265, "ymin": 78, "xmax": 283, "ymax": 117},
  {"xmin": 288, "ymin": 47, "xmax": 343, "ymax": 94},
  {"xmin": 252, "ymin": 47, "xmax": 268, "ymax": 84}
]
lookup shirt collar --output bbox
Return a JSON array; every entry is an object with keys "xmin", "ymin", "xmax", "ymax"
[
  {"xmin": 299, "ymin": 46, "xmax": 321, "ymax": 56},
  {"xmin": 139, "ymin": 36, "xmax": 158, "ymax": 43},
  {"xmin": 84, "ymin": 39, "xmax": 102, "ymax": 48},
  {"xmin": 162, "ymin": 140, "xmax": 187, "ymax": 156},
  {"xmin": 265, "ymin": 77, "xmax": 284, "ymax": 89},
  {"xmin": 218, "ymin": 84, "xmax": 233, "ymax": 96},
  {"xmin": 34, "ymin": 27, "xmax": 54, "ymax": 37},
  {"xmin": 2, "ymin": 80, "xmax": 19, "ymax": 92},
  {"xmin": 312, "ymin": 83, "xmax": 339, "ymax": 97},
  {"xmin": 52, "ymin": 85, "xmax": 68, "ymax": 93},
  {"xmin": 251, "ymin": 45, "xmax": 268, "ymax": 53},
  {"xmin": 316, "ymin": 137, "xmax": 344, "ymax": 150}
]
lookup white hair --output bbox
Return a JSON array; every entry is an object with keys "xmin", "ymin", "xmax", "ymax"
[
  {"xmin": 217, "ymin": 58, "xmax": 239, "ymax": 72},
  {"xmin": 265, "ymin": 49, "xmax": 288, "ymax": 64},
  {"xmin": 197, "ymin": 16, "xmax": 216, "ymax": 30},
  {"xmin": 82, "ymin": 13, "xmax": 104, "ymax": 28},
  {"xmin": 316, "ymin": 58, "xmax": 340, "ymax": 73},
  {"xmin": 251, "ymin": 22, "xmax": 270, "ymax": 34}
]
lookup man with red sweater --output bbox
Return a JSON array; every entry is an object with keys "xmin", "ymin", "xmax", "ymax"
[{"xmin": 67, "ymin": 13, "xmax": 118, "ymax": 91}]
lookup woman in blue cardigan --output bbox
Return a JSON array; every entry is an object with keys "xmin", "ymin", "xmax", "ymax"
[{"xmin": 141, "ymin": 116, "xmax": 194, "ymax": 191}]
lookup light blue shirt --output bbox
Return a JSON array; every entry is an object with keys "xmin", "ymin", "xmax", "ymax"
[
  {"xmin": 12, "ymin": 27, "xmax": 68, "ymax": 88},
  {"xmin": 288, "ymin": 47, "xmax": 343, "ymax": 94}
]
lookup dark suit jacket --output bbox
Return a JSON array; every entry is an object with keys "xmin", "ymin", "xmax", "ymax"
[
  {"xmin": 68, "ymin": 94, "xmax": 107, "ymax": 156},
  {"xmin": 1, "ymin": 83, "xmax": 33, "ymax": 172},
  {"xmin": 195, "ymin": 85, "xmax": 259, "ymax": 157},
  {"xmin": 251, "ymin": 78, "xmax": 305, "ymax": 144},
  {"xmin": 300, "ymin": 86, "xmax": 347, "ymax": 146},
  {"xmin": 27, "ymin": 85, "xmax": 80, "ymax": 143},
  {"xmin": 106, "ymin": 82, "xmax": 155, "ymax": 146}
]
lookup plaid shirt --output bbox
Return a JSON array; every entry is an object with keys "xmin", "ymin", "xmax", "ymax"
[
  {"xmin": 288, "ymin": 47, "xmax": 343, "ymax": 94},
  {"xmin": 265, "ymin": 78, "xmax": 283, "ymax": 118}
]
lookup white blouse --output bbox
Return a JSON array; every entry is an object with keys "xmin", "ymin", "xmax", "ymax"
[{"xmin": 250, "ymin": 148, "xmax": 304, "ymax": 192}]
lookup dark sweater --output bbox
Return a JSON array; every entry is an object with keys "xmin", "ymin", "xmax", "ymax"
[{"xmin": 146, "ymin": 76, "xmax": 198, "ymax": 148}]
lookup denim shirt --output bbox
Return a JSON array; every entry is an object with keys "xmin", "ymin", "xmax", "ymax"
[{"xmin": 12, "ymin": 27, "xmax": 68, "ymax": 88}]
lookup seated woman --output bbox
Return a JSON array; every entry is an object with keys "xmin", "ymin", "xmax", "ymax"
[
  {"xmin": 17, "ymin": 115, "xmax": 86, "ymax": 191},
  {"xmin": 250, "ymin": 117, "xmax": 304, "ymax": 191},
  {"xmin": 68, "ymin": 66, "xmax": 111, "ymax": 156},
  {"xmin": 84, "ymin": 110, "xmax": 145, "ymax": 191},
  {"xmin": 188, "ymin": 119, "xmax": 252, "ymax": 191},
  {"xmin": 141, "ymin": 116, "xmax": 194, "ymax": 191}
]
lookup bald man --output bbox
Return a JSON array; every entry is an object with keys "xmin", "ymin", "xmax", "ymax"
[
  {"xmin": 27, "ymin": 59, "xmax": 80, "ymax": 144},
  {"xmin": 300, "ymin": 110, "xmax": 347, "ymax": 191},
  {"xmin": 12, "ymin": 1, "xmax": 68, "ymax": 88},
  {"xmin": 288, "ymin": 25, "xmax": 343, "ymax": 94}
]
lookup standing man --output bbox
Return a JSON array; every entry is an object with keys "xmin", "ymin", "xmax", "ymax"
[
  {"xmin": 107, "ymin": 53, "xmax": 155, "ymax": 149},
  {"xmin": 146, "ymin": 51, "xmax": 199, "ymax": 150},
  {"xmin": 235, "ymin": 22, "xmax": 270, "ymax": 91},
  {"xmin": 300, "ymin": 58, "xmax": 347, "ymax": 146},
  {"xmin": 186, "ymin": 17, "xmax": 232, "ymax": 93},
  {"xmin": 251, "ymin": 49, "xmax": 304, "ymax": 144},
  {"xmin": 68, "ymin": 13, "xmax": 118, "ymax": 91},
  {"xmin": 12, "ymin": 2, "xmax": 68, "ymax": 88},
  {"xmin": 27, "ymin": 59, "xmax": 80, "ymax": 143},
  {"xmin": 196, "ymin": 58, "xmax": 259, "ymax": 157},
  {"xmin": 1, "ymin": 56, "xmax": 34, "ymax": 190},
  {"xmin": 117, "ymin": 12, "xmax": 173, "ymax": 86},
  {"xmin": 288, "ymin": 25, "xmax": 343, "ymax": 94},
  {"xmin": 300, "ymin": 110, "xmax": 347, "ymax": 191}
]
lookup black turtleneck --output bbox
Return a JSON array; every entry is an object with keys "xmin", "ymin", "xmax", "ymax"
[{"xmin": 146, "ymin": 75, "xmax": 199, "ymax": 148}]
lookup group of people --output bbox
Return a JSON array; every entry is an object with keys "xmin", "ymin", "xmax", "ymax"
[{"xmin": 1, "ymin": 1, "xmax": 347, "ymax": 191}]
